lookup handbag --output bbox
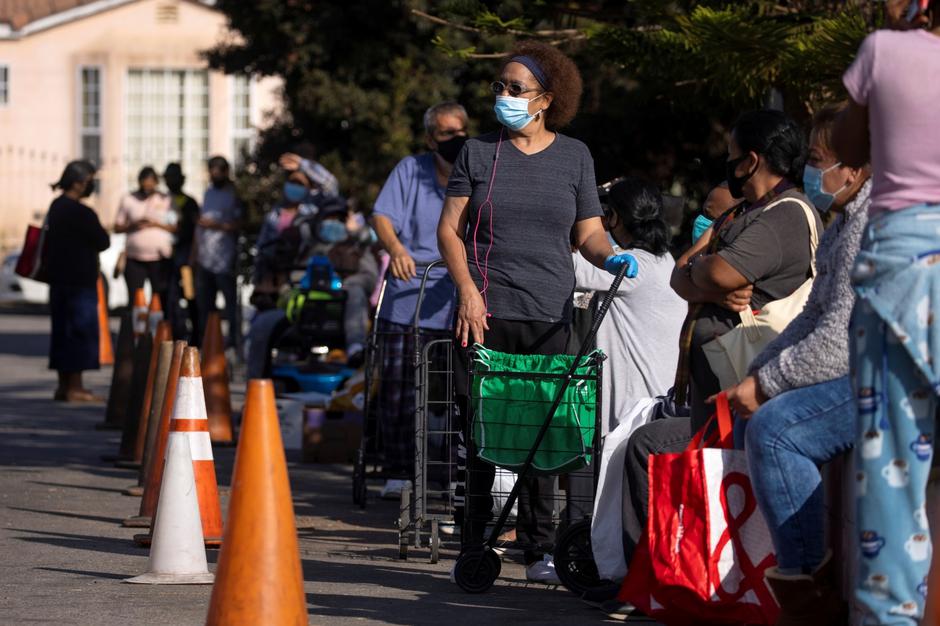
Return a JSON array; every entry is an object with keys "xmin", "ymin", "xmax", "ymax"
[
  {"xmin": 619, "ymin": 393, "xmax": 780, "ymax": 625},
  {"xmin": 702, "ymin": 197, "xmax": 819, "ymax": 389},
  {"xmin": 14, "ymin": 221, "xmax": 49, "ymax": 283}
]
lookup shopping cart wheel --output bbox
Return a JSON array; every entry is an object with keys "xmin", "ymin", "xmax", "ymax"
[
  {"xmin": 352, "ymin": 448, "xmax": 367, "ymax": 508},
  {"xmin": 453, "ymin": 548, "xmax": 501, "ymax": 593},
  {"xmin": 553, "ymin": 519, "xmax": 602, "ymax": 595}
]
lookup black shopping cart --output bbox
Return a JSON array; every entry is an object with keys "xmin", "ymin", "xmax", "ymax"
[{"xmin": 452, "ymin": 265, "xmax": 628, "ymax": 594}]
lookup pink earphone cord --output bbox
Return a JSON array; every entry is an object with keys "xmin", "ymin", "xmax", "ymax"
[{"xmin": 471, "ymin": 129, "xmax": 504, "ymax": 315}]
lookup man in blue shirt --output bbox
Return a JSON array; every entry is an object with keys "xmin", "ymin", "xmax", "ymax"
[
  {"xmin": 196, "ymin": 156, "xmax": 244, "ymax": 353},
  {"xmin": 371, "ymin": 101, "xmax": 466, "ymax": 499}
]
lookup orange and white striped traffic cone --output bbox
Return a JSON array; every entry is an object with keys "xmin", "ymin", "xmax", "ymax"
[
  {"xmin": 148, "ymin": 293, "xmax": 164, "ymax": 334},
  {"xmin": 134, "ymin": 347, "xmax": 223, "ymax": 547},
  {"xmin": 132, "ymin": 288, "xmax": 148, "ymax": 337}
]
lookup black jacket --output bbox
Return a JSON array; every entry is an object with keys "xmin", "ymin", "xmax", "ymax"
[{"xmin": 45, "ymin": 195, "xmax": 110, "ymax": 288}]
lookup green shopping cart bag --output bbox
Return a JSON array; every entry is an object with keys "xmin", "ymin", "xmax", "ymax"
[{"xmin": 470, "ymin": 345, "xmax": 601, "ymax": 474}]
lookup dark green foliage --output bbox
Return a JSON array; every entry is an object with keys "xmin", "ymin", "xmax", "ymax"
[{"xmin": 207, "ymin": 0, "xmax": 880, "ymax": 230}]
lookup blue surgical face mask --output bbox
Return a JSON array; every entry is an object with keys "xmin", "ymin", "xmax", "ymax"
[
  {"xmin": 318, "ymin": 219, "xmax": 348, "ymax": 243},
  {"xmin": 283, "ymin": 181, "xmax": 308, "ymax": 204},
  {"xmin": 494, "ymin": 94, "xmax": 544, "ymax": 131},
  {"xmin": 692, "ymin": 214, "xmax": 714, "ymax": 243},
  {"xmin": 803, "ymin": 162, "xmax": 847, "ymax": 213}
]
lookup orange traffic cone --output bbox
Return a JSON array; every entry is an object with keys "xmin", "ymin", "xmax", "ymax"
[
  {"xmin": 133, "ymin": 288, "xmax": 148, "ymax": 337},
  {"xmin": 111, "ymin": 331, "xmax": 154, "ymax": 463},
  {"xmin": 117, "ymin": 320, "xmax": 172, "ymax": 469},
  {"xmin": 97, "ymin": 276, "xmax": 114, "ymax": 366},
  {"xmin": 205, "ymin": 379, "xmax": 307, "ymax": 625},
  {"xmin": 123, "ymin": 339, "xmax": 173, "ymax": 496},
  {"xmin": 97, "ymin": 311, "xmax": 134, "ymax": 430},
  {"xmin": 202, "ymin": 311, "xmax": 234, "ymax": 445},
  {"xmin": 124, "ymin": 340, "xmax": 186, "ymax": 522},
  {"xmin": 134, "ymin": 348, "xmax": 223, "ymax": 548},
  {"xmin": 148, "ymin": 293, "xmax": 164, "ymax": 334}
]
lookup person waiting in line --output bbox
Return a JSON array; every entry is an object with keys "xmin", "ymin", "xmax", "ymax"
[
  {"xmin": 371, "ymin": 101, "xmax": 467, "ymax": 500},
  {"xmin": 162, "ymin": 163, "xmax": 200, "ymax": 341},
  {"xmin": 278, "ymin": 143, "xmax": 340, "ymax": 201},
  {"xmin": 252, "ymin": 165, "xmax": 323, "ymax": 306},
  {"xmin": 691, "ymin": 181, "xmax": 736, "ymax": 244},
  {"xmin": 600, "ymin": 110, "xmax": 818, "ymax": 618},
  {"xmin": 44, "ymin": 160, "xmax": 110, "ymax": 402},
  {"xmin": 113, "ymin": 166, "xmax": 176, "ymax": 311},
  {"xmin": 671, "ymin": 109, "xmax": 819, "ymax": 434},
  {"xmin": 572, "ymin": 177, "xmax": 685, "ymax": 437},
  {"xmin": 832, "ymin": 2, "xmax": 940, "ymax": 621},
  {"xmin": 195, "ymin": 156, "xmax": 243, "ymax": 354},
  {"xmin": 437, "ymin": 42, "xmax": 638, "ymax": 584},
  {"xmin": 721, "ymin": 103, "xmax": 870, "ymax": 625}
]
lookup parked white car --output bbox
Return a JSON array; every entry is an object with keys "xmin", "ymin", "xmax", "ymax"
[{"xmin": 0, "ymin": 233, "xmax": 129, "ymax": 310}]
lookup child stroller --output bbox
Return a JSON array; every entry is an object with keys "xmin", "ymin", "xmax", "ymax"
[{"xmin": 452, "ymin": 265, "xmax": 629, "ymax": 594}]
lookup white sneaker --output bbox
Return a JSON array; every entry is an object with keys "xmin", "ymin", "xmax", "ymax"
[
  {"xmin": 380, "ymin": 479, "xmax": 411, "ymax": 500},
  {"xmin": 525, "ymin": 554, "xmax": 560, "ymax": 585}
]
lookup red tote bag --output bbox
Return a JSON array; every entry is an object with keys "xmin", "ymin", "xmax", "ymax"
[
  {"xmin": 14, "ymin": 222, "xmax": 49, "ymax": 284},
  {"xmin": 619, "ymin": 393, "xmax": 779, "ymax": 625}
]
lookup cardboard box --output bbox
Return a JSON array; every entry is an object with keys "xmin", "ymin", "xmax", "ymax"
[{"xmin": 302, "ymin": 408, "xmax": 363, "ymax": 464}]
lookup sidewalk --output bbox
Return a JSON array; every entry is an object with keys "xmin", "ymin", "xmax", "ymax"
[{"xmin": 0, "ymin": 311, "xmax": 620, "ymax": 625}]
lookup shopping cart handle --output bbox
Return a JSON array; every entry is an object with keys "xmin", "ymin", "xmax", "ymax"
[
  {"xmin": 411, "ymin": 259, "xmax": 449, "ymax": 331},
  {"xmin": 581, "ymin": 264, "xmax": 626, "ymax": 359}
]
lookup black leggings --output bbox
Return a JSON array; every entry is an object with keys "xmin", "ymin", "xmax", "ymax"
[
  {"xmin": 123, "ymin": 257, "xmax": 172, "ymax": 312},
  {"xmin": 453, "ymin": 317, "xmax": 570, "ymax": 565}
]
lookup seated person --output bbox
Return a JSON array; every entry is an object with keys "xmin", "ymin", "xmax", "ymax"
[
  {"xmin": 724, "ymin": 102, "xmax": 869, "ymax": 625},
  {"xmin": 600, "ymin": 110, "xmax": 819, "ymax": 618},
  {"xmin": 572, "ymin": 177, "xmax": 685, "ymax": 436},
  {"xmin": 252, "ymin": 168, "xmax": 322, "ymax": 308},
  {"xmin": 248, "ymin": 193, "xmax": 379, "ymax": 377}
]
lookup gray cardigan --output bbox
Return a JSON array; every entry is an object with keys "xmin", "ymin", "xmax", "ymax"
[{"xmin": 748, "ymin": 180, "xmax": 871, "ymax": 398}]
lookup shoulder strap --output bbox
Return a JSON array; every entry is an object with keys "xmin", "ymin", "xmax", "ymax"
[{"xmin": 759, "ymin": 196, "xmax": 819, "ymax": 277}]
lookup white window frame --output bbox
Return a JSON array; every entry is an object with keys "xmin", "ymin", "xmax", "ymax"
[
  {"xmin": 0, "ymin": 63, "xmax": 10, "ymax": 106},
  {"xmin": 228, "ymin": 74, "xmax": 254, "ymax": 167},
  {"xmin": 123, "ymin": 67, "xmax": 210, "ymax": 197},
  {"xmin": 77, "ymin": 64, "xmax": 104, "ymax": 165}
]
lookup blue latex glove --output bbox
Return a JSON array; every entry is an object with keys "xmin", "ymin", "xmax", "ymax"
[{"xmin": 604, "ymin": 253, "xmax": 639, "ymax": 278}]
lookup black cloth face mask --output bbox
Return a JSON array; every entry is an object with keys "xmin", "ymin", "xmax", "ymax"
[
  {"xmin": 435, "ymin": 135, "xmax": 467, "ymax": 165},
  {"xmin": 725, "ymin": 154, "xmax": 757, "ymax": 199}
]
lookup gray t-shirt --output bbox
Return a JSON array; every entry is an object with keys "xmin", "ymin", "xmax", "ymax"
[
  {"xmin": 447, "ymin": 131, "xmax": 603, "ymax": 323},
  {"xmin": 692, "ymin": 189, "xmax": 822, "ymax": 348},
  {"xmin": 197, "ymin": 183, "xmax": 243, "ymax": 274}
]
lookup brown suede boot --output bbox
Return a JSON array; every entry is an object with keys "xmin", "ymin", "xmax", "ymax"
[{"xmin": 765, "ymin": 553, "xmax": 846, "ymax": 626}]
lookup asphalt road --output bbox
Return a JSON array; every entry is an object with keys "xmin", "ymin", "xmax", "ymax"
[{"xmin": 0, "ymin": 309, "xmax": 624, "ymax": 625}]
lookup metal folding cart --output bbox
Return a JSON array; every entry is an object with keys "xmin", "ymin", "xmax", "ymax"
[{"xmin": 352, "ymin": 261, "xmax": 452, "ymax": 510}]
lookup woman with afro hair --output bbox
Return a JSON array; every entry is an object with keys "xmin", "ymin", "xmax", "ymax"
[{"xmin": 438, "ymin": 40, "xmax": 638, "ymax": 584}]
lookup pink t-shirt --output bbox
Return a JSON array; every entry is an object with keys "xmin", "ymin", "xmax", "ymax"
[
  {"xmin": 114, "ymin": 191, "xmax": 174, "ymax": 261},
  {"xmin": 843, "ymin": 29, "xmax": 940, "ymax": 213}
]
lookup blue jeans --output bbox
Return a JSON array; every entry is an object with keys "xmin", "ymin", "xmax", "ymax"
[{"xmin": 735, "ymin": 376, "xmax": 856, "ymax": 573}]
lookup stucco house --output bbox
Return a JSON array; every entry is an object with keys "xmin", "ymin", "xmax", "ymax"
[{"xmin": 0, "ymin": 0, "xmax": 282, "ymax": 251}]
